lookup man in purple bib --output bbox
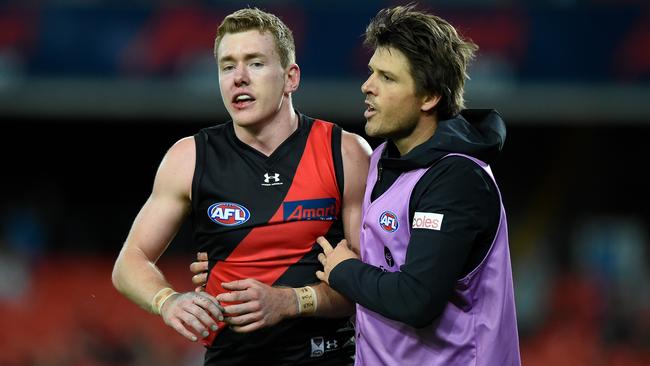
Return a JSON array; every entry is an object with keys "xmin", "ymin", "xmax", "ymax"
[{"xmin": 316, "ymin": 5, "xmax": 521, "ymax": 365}]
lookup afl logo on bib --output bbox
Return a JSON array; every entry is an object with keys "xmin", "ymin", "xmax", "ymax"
[
  {"xmin": 207, "ymin": 202, "xmax": 250, "ymax": 226},
  {"xmin": 379, "ymin": 211, "xmax": 399, "ymax": 232}
]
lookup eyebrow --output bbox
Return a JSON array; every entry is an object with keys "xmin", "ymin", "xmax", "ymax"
[
  {"xmin": 218, "ymin": 52, "xmax": 266, "ymax": 65},
  {"xmin": 369, "ymin": 64, "xmax": 396, "ymax": 79}
]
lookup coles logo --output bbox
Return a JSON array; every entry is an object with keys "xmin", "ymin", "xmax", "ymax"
[
  {"xmin": 379, "ymin": 211, "xmax": 399, "ymax": 232},
  {"xmin": 207, "ymin": 202, "xmax": 250, "ymax": 226},
  {"xmin": 412, "ymin": 212, "xmax": 444, "ymax": 231}
]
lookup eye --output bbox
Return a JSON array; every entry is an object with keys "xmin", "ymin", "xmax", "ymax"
[
  {"xmin": 381, "ymin": 73, "xmax": 393, "ymax": 82},
  {"xmin": 221, "ymin": 64, "xmax": 234, "ymax": 72},
  {"xmin": 250, "ymin": 62, "xmax": 264, "ymax": 68}
]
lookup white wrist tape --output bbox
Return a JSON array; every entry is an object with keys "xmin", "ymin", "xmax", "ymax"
[
  {"xmin": 294, "ymin": 286, "xmax": 318, "ymax": 315},
  {"xmin": 151, "ymin": 287, "xmax": 178, "ymax": 315}
]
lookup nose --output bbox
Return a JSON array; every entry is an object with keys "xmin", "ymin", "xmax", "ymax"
[
  {"xmin": 361, "ymin": 74, "xmax": 374, "ymax": 95},
  {"xmin": 234, "ymin": 65, "xmax": 249, "ymax": 87}
]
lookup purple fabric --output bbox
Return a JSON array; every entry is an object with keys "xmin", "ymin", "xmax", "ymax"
[{"xmin": 355, "ymin": 143, "xmax": 520, "ymax": 365}]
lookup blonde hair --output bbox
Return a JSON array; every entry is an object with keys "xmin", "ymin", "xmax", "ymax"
[{"xmin": 214, "ymin": 8, "xmax": 296, "ymax": 68}]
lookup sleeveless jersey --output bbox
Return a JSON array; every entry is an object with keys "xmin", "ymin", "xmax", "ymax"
[
  {"xmin": 191, "ymin": 114, "xmax": 351, "ymax": 362},
  {"xmin": 355, "ymin": 143, "xmax": 520, "ymax": 365}
]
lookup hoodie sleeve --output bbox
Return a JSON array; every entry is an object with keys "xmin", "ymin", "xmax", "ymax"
[{"xmin": 329, "ymin": 157, "xmax": 500, "ymax": 328}]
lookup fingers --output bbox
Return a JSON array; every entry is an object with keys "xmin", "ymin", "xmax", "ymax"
[
  {"xmin": 189, "ymin": 260, "xmax": 208, "ymax": 275},
  {"xmin": 162, "ymin": 292, "xmax": 224, "ymax": 342},
  {"xmin": 316, "ymin": 270, "xmax": 328, "ymax": 283},
  {"xmin": 195, "ymin": 292, "xmax": 225, "ymax": 321},
  {"xmin": 316, "ymin": 236, "xmax": 334, "ymax": 254},
  {"xmin": 230, "ymin": 320, "xmax": 265, "ymax": 333},
  {"xmin": 221, "ymin": 278, "xmax": 255, "ymax": 291},
  {"xmin": 216, "ymin": 288, "xmax": 253, "ymax": 303},
  {"xmin": 189, "ymin": 254, "xmax": 208, "ymax": 288},
  {"xmin": 181, "ymin": 303, "xmax": 215, "ymax": 337},
  {"xmin": 318, "ymin": 253, "xmax": 326, "ymax": 266},
  {"xmin": 168, "ymin": 318, "xmax": 200, "ymax": 342},
  {"xmin": 213, "ymin": 284, "xmax": 288, "ymax": 332},
  {"xmin": 166, "ymin": 302, "xmax": 210, "ymax": 342},
  {"xmin": 221, "ymin": 300, "xmax": 260, "ymax": 316},
  {"xmin": 337, "ymin": 239, "xmax": 350, "ymax": 249},
  {"xmin": 192, "ymin": 272, "xmax": 208, "ymax": 286},
  {"xmin": 227, "ymin": 313, "xmax": 265, "ymax": 333}
]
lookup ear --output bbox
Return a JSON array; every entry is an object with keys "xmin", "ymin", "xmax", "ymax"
[
  {"xmin": 421, "ymin": 94, "xmax": 441, "ymax": 113},
  {"xmin": 284, "ymin": 64, "xmax": 300, "ymax": 94}
]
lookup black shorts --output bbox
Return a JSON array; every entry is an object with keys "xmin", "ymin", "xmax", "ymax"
[{"xmin": 203, "ymin": 319, "xmax": 354, "ymax": 365}]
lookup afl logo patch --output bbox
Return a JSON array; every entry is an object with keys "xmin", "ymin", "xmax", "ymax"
[
  {"xmin": 207, "ymin": 202, "xmax": 250, "ymax": 226},
  {"xmin": 379, "ymin": 211, "xmax": 399, "ymax": 232}
]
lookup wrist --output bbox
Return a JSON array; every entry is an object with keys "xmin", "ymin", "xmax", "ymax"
[
  {"xmin": 293, "ymin": 286, "xmax": 318, "ymax": 316},
  {"xmin": 151, "ymin": 287, "xmax": 178, "ymax": 315},
  {"xmin": 280, "ymin": 287, "xmax": 300, "ymax": 319}
]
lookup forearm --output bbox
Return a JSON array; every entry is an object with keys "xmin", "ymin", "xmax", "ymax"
[
  {"xmin": 280, "ymin": 282, "xmax": 354, "ymax": 320},
  {"xmin": 329, "ymin": 258, "xmax": 451, "ymax": 328},
  {"xmin": 311, "ymin": 282, "xmax": 354, "ymax": 317},
  {"xmin": 112, "ymin": 245, "xmax": 174, "ymax": 313}
]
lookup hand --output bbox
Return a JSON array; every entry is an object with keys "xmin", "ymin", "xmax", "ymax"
[
  {"xmin": 216, "ymin": 278, "xmax": 296, "ymax": 333},
  {"xmin": 315, "ymin": 236, "xmax": 359, "ymax": 284},
  {"xmin": 160, "ymin": 291, "xmax": 224, "ymax": 342},
  {"xmin": 189, "ymin": 252, "xmax": 208, "ymax": 292}
]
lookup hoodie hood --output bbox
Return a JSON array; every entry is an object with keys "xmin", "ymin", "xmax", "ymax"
[{"xmin": 381, "ymin": 109, "xmax": 506, "ymax": 170}]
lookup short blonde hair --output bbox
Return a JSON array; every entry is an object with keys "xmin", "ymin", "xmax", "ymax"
[{"xmin": 214, "ymin": 8, "xmax": 296, "ymax": 68}]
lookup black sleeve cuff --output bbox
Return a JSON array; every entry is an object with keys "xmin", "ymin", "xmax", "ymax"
[{"xmin": 328, "ymin": 258, "xmax": 366, "ymax": 301}]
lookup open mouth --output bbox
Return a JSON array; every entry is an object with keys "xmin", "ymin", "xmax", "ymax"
[
  {"xmin": 364, "ymin": 100, "xmax": 377, "ymax": 118},
  {"xmin": 232, "ymin": 93, "xmax": 256, "ymax": 109}
]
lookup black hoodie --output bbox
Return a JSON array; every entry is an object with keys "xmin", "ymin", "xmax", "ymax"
[{"xmin": 329, "ymin": 109, "xmax": 506, "ymax": 328}]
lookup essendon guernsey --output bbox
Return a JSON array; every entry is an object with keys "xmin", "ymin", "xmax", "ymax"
[{"xmin": 191, "ymin": 114, "xmax": 348, "ymax": 359}]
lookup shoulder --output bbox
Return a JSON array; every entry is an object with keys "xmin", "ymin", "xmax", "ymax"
[
  {"xmin": 413, "ymin": 156, "xmax": 498, "ymax": 210},
  {"xmin": 308, "ymin": 118, "xmax": 371, "ymax": 163},
  {"xmin": 341, "ymin": 130, "xmax": 372, "ymax": 161},
  {"xmin": 165, "ymin": 136, "xmax": 196, "ymax": 163},
  {"xmin": 154, "ymin": 136, "xmax": 196, "ymax": 199},
  {"xmin": 160, "ymin": 136, "xmax": 196, "ymax": 182},
  {"xmin": 422, "ymin": 155, "xmax": 489, "ymax": 181}
]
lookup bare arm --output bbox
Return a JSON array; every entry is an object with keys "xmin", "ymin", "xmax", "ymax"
[
  {"xmin": 307, "ymin": 131, "xmax": 371, "ymax": 315},
  {"xmin": 339, "ymin": 131, "xmax": 371, "ymax": 252},
  {"xmin": 112, "ymin": 137, "xmax": 223, "ymax": 341}
]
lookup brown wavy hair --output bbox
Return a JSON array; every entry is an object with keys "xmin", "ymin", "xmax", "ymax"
[{"xmin": 364, "ymin": 4, "xmax": 478, "ymax": 120}]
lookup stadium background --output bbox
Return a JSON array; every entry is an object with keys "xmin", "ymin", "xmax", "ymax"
[{"xmin": 1, "ymin": 0, "xmax": 649, "ymax": 365}]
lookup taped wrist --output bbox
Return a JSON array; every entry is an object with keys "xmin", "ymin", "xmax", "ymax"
[
  {"xmin": 151, "ymin": 287, "xmax": 178, "ymax": 315},
  {"xmin": 293, "ymin": 286, "xmax": 318, "ymax": 315}
]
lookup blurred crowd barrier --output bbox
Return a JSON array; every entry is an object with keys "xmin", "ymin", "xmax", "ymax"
[
  {"xmin": 1, "ymin": 1, "xmax": 650, "ymax": 121},
  {"xmin": 0, "ymin": 2, "xmax": 648, "ymax": 81},
  {"xmin": 0, "ymin": 254, "xmax": 648, "ymax": 365},
  {"xmin": 0, "ymin": 257, "xmax": 203, "ymax": 366}
]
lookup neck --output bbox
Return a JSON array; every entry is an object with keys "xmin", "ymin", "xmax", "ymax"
[
  {"xmin": 393, "ymin": 114, "xmax": 438, "ymax": 156},
  {"xmin": 233, "ymin": 98, "xmax": 298, "ymax": 156}
]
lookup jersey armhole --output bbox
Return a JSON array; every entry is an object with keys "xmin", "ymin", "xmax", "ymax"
[
  {"xmin": 331, "ymin": 125, "xmax": 344, "ymax": 198},
  {"xmin": 191, "ymin": 131, "xmax": 206, "ymax": 215}
]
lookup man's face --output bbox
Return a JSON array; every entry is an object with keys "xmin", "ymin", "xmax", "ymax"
[
  {"xmin": 217, "ymin": 30, "xmax": 289, "ymax": 127},
  {"xmin": 361, "ymin": 47, "xmax": 424, "ymax": 141}
]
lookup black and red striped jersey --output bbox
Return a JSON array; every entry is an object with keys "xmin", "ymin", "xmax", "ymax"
[{"xmin": 191, "ymin": 113, "xmax": 351, "ymax": 364}]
